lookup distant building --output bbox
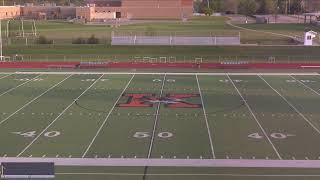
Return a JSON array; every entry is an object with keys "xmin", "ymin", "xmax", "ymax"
[
  {"xmin": 78, "ymin": 0, "xmax": 194, "ymax": 21},
  {"xmin": 0, "ymin": 0, "xmax": 194, "ymax": 21}
]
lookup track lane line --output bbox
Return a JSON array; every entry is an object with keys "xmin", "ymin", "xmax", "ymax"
[
  {"xmin": 17, "ymin": 74, "xmax": 104, "ymax": 157},
  {"xmin": 0, "ymin": 74, "xmax": 41, "ymax": 97},
  {"xmin": 196, "ymin": 74, "xmax": 215, "ymax": 159},
  {"xmin": 0, "ymin": 74, "xmax": 73, "ymax": 126},
  {"xmin": 82, "ymin": 74, "xmax": 135, "ymax": 158},
  {"xmin": 227, "ymin": 74, "xmax": 282, "ymax": 160},
  {"xmin": 259, "ymin": 75, "xmax": 320, "ymax": 135}
]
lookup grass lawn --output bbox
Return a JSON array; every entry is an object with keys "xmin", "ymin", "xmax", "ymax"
[
  {"xmin": 3, "ymin": 16, "xmax": 317, "ymax": 45},
  {"xmin": 4, "ymin": 45, "xmax": 320, "ymax": 62}
]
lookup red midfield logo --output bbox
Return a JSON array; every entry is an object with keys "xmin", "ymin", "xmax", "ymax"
[{"xmin": 117, "ymin": 93, "xmax": 202, "ymax": 108}]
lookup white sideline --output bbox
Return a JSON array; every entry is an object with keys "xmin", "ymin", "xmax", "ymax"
[
  {"xmin": 14, "ymin": 72, "xmax": 319, "ymax": 76},
  {"xmin": 0, "ymin": 74, "xmax": 42, "ymax": 97},
  {"xmin": 82, "ymin": 74, "xmax": 135, "ymax": 157},
  {"xmin": 0, "ymin": 75, "xmax": 73, "ymax": 126},
  {"xmin": 56, "ymin": 172, "xmax": 320, "ymax": 177},
  {"xmin": 196, "ymin": 75, "xmax": 215, "ymax": 159},
  {"xmin": 2, "ymin": 158, "xmax": 320, "ymax": 168},
  {"xmin": 17, "ymin": 75, "xmax": 104, "ymax": 157},
  {"xmin": 259, "ymin": 75, "xmax": 320, "ymax": 135},
  {"xmin": 227, "ymin": 74, "xmax": 282, "ymax": 160}
]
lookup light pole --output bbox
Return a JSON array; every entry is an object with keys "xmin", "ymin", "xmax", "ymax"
[
  {"xmin": 0, "ymin": 20, "xmax": 3, "ymax": 61},
  {"xmin": 207, "ymin": 0, "xmax": 210, "ymax": 8}
]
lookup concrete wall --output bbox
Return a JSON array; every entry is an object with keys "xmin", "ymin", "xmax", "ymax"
[{"xmin": 0, "ymin": 6, "xmax": 21, "ymax": 20}]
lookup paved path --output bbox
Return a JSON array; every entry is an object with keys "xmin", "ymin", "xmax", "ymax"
[{"xmin": 2, "ymin": 158, "xmax": 320, "ymax": 168}]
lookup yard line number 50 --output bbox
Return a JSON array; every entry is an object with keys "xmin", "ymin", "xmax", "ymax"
[{"xmin": 133, "ymin": 132, "xmax": 173, "ymax": 139}]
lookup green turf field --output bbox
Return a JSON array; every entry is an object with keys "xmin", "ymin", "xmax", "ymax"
[{"xmin": 1, "ymin": 72, "xmax": 320, "ymax": 179}]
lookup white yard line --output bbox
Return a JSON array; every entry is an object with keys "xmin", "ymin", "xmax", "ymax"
[
  {"xmin": 147, "ymin": 74, "xmax": 167, "ymax": 158},
  {"xmin": 56, "ymin": 172, "xmax": 320, "ymax": 177},
  {"xmin": 17, "ymin": 74, "xmax": 104, "ymax": 157},
  {"xmin": 226, "ymin": 74, "xmax": 282, "ymax": 159},
  {"xmin": 0, "ymin": 73, "xmax": 13, "ymax": 80},
  {"xmin": 0, "ymin": 74, "xmax": 41, "ymax": 97},
  {"xmin": 259, "ymin": 75, "xmax": 320, "ymax": 135},
  {"xmin": 3, "ymin": 158, "xmax": 320, "ymax": 168},
  {"xmin": 289, "ymin": 75, "xmax": 320, "ymax": 96},
  {"xmin": 0, "ymin": 75, "xmax": 73, "ymax": 126},
  {"xmin": 196, "ymin": 74, "xmax": 215, "ymax": 159},
  {"xmin": 14, "ymin": 71, "xmax": 319, "ymax": 76},
  {"xmin": 82, "ymin": 74, "xmax": 135, "ymax": 157}
]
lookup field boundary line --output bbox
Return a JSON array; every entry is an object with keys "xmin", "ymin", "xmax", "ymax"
[
  {"xmin": 196, "ymin": 74, "xmax": 215, "ymax": 159},
  {"xmin": 82, "ymin": 74, "xmax": 135, "ymax": 157},
  {"xmin": 0, "ymin": 75, "xmax": 73, "ymax": 126},
  {"xmin": 3, "ymin": 158, "xmax": 320, "ymax": 168},
  {"xmin": 14, "ymin": 72, "xmax": 319, "ymax": 76},
  {"xmin": 0, "ymin": 74, "xmax": 41, "ymax": 97},
  {"xmin": 290, "ymin": 75, "xmax": 320, "ymax": 96},
  {"xmin": 56, "ymin": 172, "xmax": 320, "ymax": 177},
  {"xmin": 147, "ymin": 74, "xmax": 167, "ymax": 158},
  {"xmin": 226, "ymin": 74, "xmax": 282, "ymax": 159},
  {"xmin": 259, "ymin": 75, "xmax": 320, "ymax": 135},
  {"xmin": 17, "ymin": 74, "xmax": 104, "ymax": 157}
]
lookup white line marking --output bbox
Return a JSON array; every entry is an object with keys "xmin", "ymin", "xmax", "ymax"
[
  {"xmin": 82, "ymin": 74, "xmax": 135, "ymax": 157},
  {"xmin": 55, "ymin": 172, "xmax": 320, "ymax": 177},
  {"xmin": 0, "ymin": 75, "xmax": 41, "ymax": 97},
  {"xmin": 226, "ymin": 74, "xmax": 282, "ymax": 160},
  {"xmin": 196, "ymin": 74, "xmax": 215, "ymax": 159},
  {"xmin": 259, "ymin": 75, "xmax": 320, "ymax": 135},
  {"xmin": 14, "ymin": 71, "xmax": 319, "ymax": 76},
  {"xmin": 0, "ymin": 73, "xmax": 13, "ymax": 80},
  {"xmin": 290, "ymin": 75, "xmax": 320, "ymax": 96},
  {"xmin": 17, "ymin": 75, "xmax": 104, "ymax": 157},
  {"xmin": 3, "ymin": 158, "xmax": 320, "ymax": 168},
  {"xmin": 147, "ymin": 74, "xmax": 166, "ymax": 158},
  {"xmin": 0, "ymin": 75, "xmax": 73, "ymax": 126}
]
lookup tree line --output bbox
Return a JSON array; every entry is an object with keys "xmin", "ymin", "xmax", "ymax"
[{"xmin": 195, "ymin": 0, "xmax": 314, "ymax": 16}]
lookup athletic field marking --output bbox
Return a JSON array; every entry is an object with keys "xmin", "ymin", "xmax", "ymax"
[
  {"xmin": 196, "ymin": 75, "xmax": 215, "ymax": 159},
  {"xmin": 0, "ymin": 73, "xmax": 13, "ymax": 80},
  {"xmin": 290, "ymin": 75, "xmax": 320, "ymax": 96},
  {"xmin": 0, "ymin": 75, "xmax": 73, "ymax": 126},
  {"xmin": 147, "ymin": 74, "xmax": 167, "ymax": 158},
  {"xmin": 56, "ymin": 172, "xmax": 320, "ymax": 177},
  {"xmin": 17, "ymin": 75, "xmax": 104, "ymax": 157},
  {"xmin": 3, "ymin": 158, "xmax": 320, "ymax": 168},
  {"xmin": 14, "ymin": 72, "xmax": 319, "ymax": 76},
  {"xmin": 82, "ymin": 74, "xmax": 135, "ymax": 157},
  {"xmin": 226, "ymin": 74, "xmax": 282, "ymax": 160},
  {"xmin": 0, "ymin": 75, "xmax": 41, "ymax": 97},
  {"xmin": 259, "ymin": 75, "xmax": 320, "ymax": 135}
]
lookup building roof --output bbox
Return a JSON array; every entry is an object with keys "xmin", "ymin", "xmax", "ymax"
[{"xmin": 85, "ymin": 0, "xmax": 121, "ymax": 7}]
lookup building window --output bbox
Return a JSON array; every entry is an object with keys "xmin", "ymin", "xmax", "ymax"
[{"xmin": 307, "ymin": 35, "xmax": 312, "ymax": 40}]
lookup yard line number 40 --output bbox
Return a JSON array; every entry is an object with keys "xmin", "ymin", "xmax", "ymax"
[{"xmin": 11, "ymin": 131, "xmax": 61, "ymax": 138}]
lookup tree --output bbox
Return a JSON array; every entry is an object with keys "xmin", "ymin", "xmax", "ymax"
[
  {"xmin": 265, "ymin": 0, "xmax": 277, "ymax": 14},
  {"xmin": 223, "ymin": 0, "xmax": 239, "ymax": 14},
  {"xmin": 211, "ymin": 0, "xmax": 224, "ymax": 12},
  {"xmin": 238, "ymin": 0, "xmax": 257, "ymax": 16},
  {"xmin": 203, "ymin": 7, "xmax": 213, "ymax": 16}
]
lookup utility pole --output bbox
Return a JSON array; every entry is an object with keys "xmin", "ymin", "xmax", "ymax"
[
  {"xmin": 207, "ymin": 0, "xmax": 210, "ymax": 8},
  {"xmin": 0, "ymin": 20, "xmax": 3, "ymax": 61}
]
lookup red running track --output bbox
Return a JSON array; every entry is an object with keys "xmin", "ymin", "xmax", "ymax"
[{"xmin": 1, "ymin": 61, "xmax": 320, "ymax": 69}]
